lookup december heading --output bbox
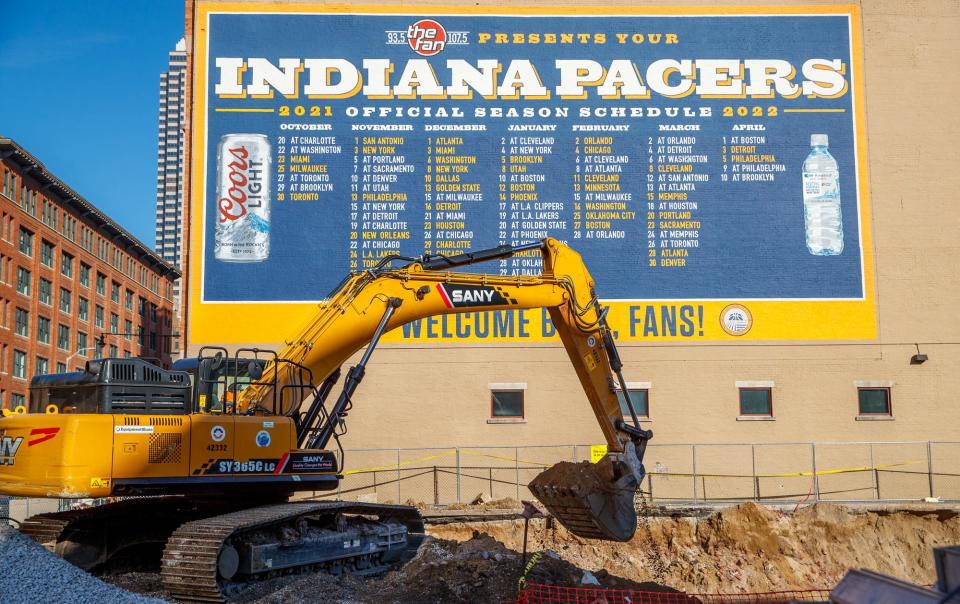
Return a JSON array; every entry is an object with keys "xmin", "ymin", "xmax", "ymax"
[{"xmin": 214, "ymin": 57, "xmax": 849, "ymax": 100}]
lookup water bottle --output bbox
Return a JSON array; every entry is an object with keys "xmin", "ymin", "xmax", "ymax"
[{"xmin": 801, "ymin": 134, "xmax": 843, "ymax": 255}]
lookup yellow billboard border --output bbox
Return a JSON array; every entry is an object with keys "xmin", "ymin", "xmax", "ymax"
[{"xmin": 187, "ymin": 2, "xmax": 874, "ymax": 345}]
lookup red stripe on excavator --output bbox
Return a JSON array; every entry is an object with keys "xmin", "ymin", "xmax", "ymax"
[
  {"xmin": 28, "ymin": 427, "xmax": 60, "ymax": 447},
  {"xmin": 436, "ymin": 284, "xmax": 453, "ymax": 308},
  {"xmin": 274, "ymin": 452, "xmax": 290, "ymax": 474}
]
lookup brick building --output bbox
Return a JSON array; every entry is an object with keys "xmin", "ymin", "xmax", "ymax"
[{"xmin": 0, "ymin": 137, "xmax": 180, "ymax": 410}]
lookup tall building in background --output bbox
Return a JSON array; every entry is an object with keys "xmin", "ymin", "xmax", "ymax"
[
  {"xmin": 154, "ymin": 39, "xmax": 187, "ymax": 350},
  {"xmin": 0, "ymin": 137, "xmax": 180, "ymax": 409}
]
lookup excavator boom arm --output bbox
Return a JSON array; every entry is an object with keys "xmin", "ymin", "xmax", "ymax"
[{"xmin": 240, "ymin": 237, "xmax": 651, "ymax": 541}]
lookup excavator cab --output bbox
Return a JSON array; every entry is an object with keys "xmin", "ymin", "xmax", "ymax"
[{"xmin": 172, "ymin": 354, "xmax": 266, "ymax": 414}]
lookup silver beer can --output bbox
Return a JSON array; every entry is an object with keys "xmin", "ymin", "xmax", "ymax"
[{"xmin": 214, "ymin": 133, "xmax": 271, "ymax": 262}]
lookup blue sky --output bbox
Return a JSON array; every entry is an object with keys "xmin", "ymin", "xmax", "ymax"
[{"xmin": 0, "ymin": 1, "xmax": 184, "ymax": 247}]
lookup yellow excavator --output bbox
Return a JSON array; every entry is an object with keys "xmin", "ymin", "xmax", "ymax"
[{"xmin": 0, "ymin": 238, "xmax": 651, "ymax": 602}]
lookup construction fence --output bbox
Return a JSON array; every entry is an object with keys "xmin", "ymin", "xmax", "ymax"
[
  {"xmin": 316, "ymin": 440, "xmax": 960, "ymax": 507},
  {"xmin": 2, "ymin": 440, "xmax": 958, "ymax": 523},
  {"xmin": 513, "ymin": 584, "xmax": 833, "ymax": 604}
]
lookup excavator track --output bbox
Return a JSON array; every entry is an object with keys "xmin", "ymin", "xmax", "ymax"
[
  {"xmin": 161, "ymin": 501, "xmax": 425, "ymax": 603},
  {"xmin": 19, "ymin": 497, "xmax": 250, "ymax": 571},
  {"xmin": 19, "ymin": 509, "xmax": 74, "ymax": 550}
]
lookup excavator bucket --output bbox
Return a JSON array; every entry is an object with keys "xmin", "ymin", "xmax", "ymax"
[{"xmin": 528, "ymin": 454, "xmax": 639, "ymax": 542}]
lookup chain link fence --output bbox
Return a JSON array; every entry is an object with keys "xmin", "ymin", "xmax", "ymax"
[
  {"xmin": 314, "ymin": 440, "xmax": 960, "ymax": 506},
  {"xmin": 2, "ymin": 441, "xmax": 957, "ymax": 523}
]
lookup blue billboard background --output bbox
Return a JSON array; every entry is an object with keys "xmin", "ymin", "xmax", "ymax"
[{"xmin": 202, "ymin": 12, "xmax": 862, "ymax": 302}]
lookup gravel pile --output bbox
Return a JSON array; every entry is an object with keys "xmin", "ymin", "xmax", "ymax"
[{"xmin": 0, "ymin": 525, "xmax": 168, "ymax": 603}]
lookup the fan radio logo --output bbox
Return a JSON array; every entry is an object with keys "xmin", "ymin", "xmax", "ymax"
[{"xmin": 408, "ymin": 19, "xmax": 447, "ymax": 56}]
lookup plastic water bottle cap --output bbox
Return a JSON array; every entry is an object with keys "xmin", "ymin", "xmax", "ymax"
[{"xmin": 811, "ymin": 134, "xmax": 829, "ymax": 147}]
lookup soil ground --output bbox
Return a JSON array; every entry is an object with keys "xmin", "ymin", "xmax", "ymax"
[{"xmin": 92, "ymin": 502, "xmax": 960, "ymax": 603}]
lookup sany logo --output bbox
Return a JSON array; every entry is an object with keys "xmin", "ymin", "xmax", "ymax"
[
  {"xmin": 28, "ymin": 427, "xmax": 60, "ymax": 446},
  {"xmin": 0, "ymin": 437, "xmax": 22, "ymax": 466},
  {"xmin": 452, "ymin": 289, "xmax": 494, "ymax": 304},
  {"xmin": 0, "ymin": 427, "xmax": 60, "ymax": 465},
  {"xmin": 408, "ymin": 19, "xmax": 447, "ymax": 56},
  {"xmin": 436, "ymin": 284, "xmax": 511, "ymax": 308},
  {"xmin": 219, "ymin": 146, "xmax": 250, "ymax": 223}
]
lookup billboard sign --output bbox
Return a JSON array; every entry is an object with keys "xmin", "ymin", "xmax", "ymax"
[{"xmin": 188, "ymin": 3, "xmax": 874, "ymax": 344}]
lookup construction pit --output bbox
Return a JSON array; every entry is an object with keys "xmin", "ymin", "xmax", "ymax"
[{"xmin": 2, "ymin": 500, "xmax": 959, "ymax": 603}]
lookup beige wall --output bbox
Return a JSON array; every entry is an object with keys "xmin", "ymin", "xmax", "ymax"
[{"xmin": 186, "ymin": 1, "xmax": 960, "ymax": 463}]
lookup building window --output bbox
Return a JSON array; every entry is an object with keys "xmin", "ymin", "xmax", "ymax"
[
  {"xmin": 18, "ymin": 228, "xmax": 32, "ymax": 257},
  {"xmin": 111, "ymin": 281, "xmax": 120, "ymax": 303},
  {"xmin": 77, "ymin": 332, "xmax": 87, "ymax": 356},
  {"xmin": 14, "ymin": 308, "xmax": 28, "ymax": 338},
  {"xmin": 35, "ymin": 356, "xmax": 48, "ymax": 376},
  {"xmin": 858, "ymin": 388, "xmax": 892, "ymax": 416},
  {"xmin": 11, "ymin": 393, "xmax": 25, "ymax": 408},
  {"xmin": 96, "ymin": 273, "xmax": 106, "ymax": 296},
  {"xmin": 491, "ymin": 390, "xmax": 524, "ymax": 418},
  {"xmin": 56, "ymin": 362, "xmax": 66, "ymax": 374},
  {"xmin": 59, "ymin": 288, "xmax": 71, "ymax": 315},
  {"xmin": 12, "ymin": 350, "xmax": 26, "ymax": 379},
  {"xmin": 739, "ymin": 388, "xmax": 773, "ymax": 417},
  {"xmin": 16, "ymin": 267, "xmax": 30, "ymax": 296},
  {"xmin": 79, "ymin": 263, "xmax": 90, "ymax": 287},
  {"xmin": 57, "ymin": 324, "xmax": 70, "ymax": 351},
  {"xmin": 95, "ymin": 305, "xmax": 104, "ymax": 329},
  {"xmin": 61, "ymin": 252, "xmax": 73, "ymax": 278},
  {"xmin": 40, "ymin": 240, "xmax": 54, "ymax": 267},
  {"xmin": 125, "ymin": 290, "xmax": 133, "ymax": 311},
  {"xmin": 110, "ymin": 313, "xmax": 119, "ymax": 334},
  {"xmin": 108, "ymin": 344, "xmax": 118, "ymax": 357},
  {"xmin": 78, "ymin": 297, "xmax": 89, "ymax": 322},
  {"xmin": 616, "ymin": 389, "xmax": 650, "ymax": 418},
  {"xmin": 37, "ymin": 317, "xmax": 50, "ymax": 344},
  {"xmin": 124, "ymin": 319, "xmax": 132, "ymax": 340},
  {"xmin": 39, "ymin": 278, "xmax": 52, "ymax": 305}
]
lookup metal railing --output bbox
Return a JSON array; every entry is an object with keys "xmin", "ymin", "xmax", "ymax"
[
  {"xmin": 2, "ymin": 440, "xmax": 957, "ymax": 523},
  {"xmin": 315, "ymin": 440, "xmax": 960, "ymax": 507}
]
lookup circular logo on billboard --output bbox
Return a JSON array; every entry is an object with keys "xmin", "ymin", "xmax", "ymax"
[
  {"xmin": 407, "ymin": 19, "xmax": 447, "ymax": 56},
  {"xmin": 255, "ymin": 430, "xmax": 271, "ymax": 448},
  {"xmin": 211, "ymin": 425, "xmax": 226, "ymax": 442},
  {"xmin": 720, "ymin": 304, "xmax": 753, "ymax": 336}
]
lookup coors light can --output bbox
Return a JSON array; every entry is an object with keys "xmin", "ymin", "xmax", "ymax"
[{"xmin": 214, "ymin": 133, "xmax": 271, "ymax": 262}]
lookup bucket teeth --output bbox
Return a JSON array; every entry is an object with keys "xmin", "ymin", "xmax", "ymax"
[{"xmin": 529, "ymin": 460, "xmax": 638, "ymax": 542}]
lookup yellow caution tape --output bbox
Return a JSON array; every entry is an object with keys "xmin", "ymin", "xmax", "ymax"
[
  {"xmin": 342, "ymin": 450, "xmax": 457, "ymax": 475},
  {"xmin": 648, "ymin": 459, "xmax": 925, "ymax": 479},
  {"xmin": 344, "ymin": 448, "xmax": 556, "ymax": 476},
  {"xmin": 343, "ymin": 444, "xmax": 924, "ymax": 480}
]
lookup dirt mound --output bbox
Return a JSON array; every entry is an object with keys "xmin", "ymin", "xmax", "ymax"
[
  {"xmin": 529, "ymin": 460, "xmax": 614, "ymax": 494},
  {"xmin": 445, "ymin": 497, "xmax": 522, "ymax": 511},
  {"xmin": 429, "ymin": 503, "xmax": 960, "ymax": 593},
  {"xmin": 99, "ymin": 503, "xmax": 960, "ymax": 601},
  {"xmin": 237, "ymin": 532, "xmax": 679, "ymax": 604}
]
